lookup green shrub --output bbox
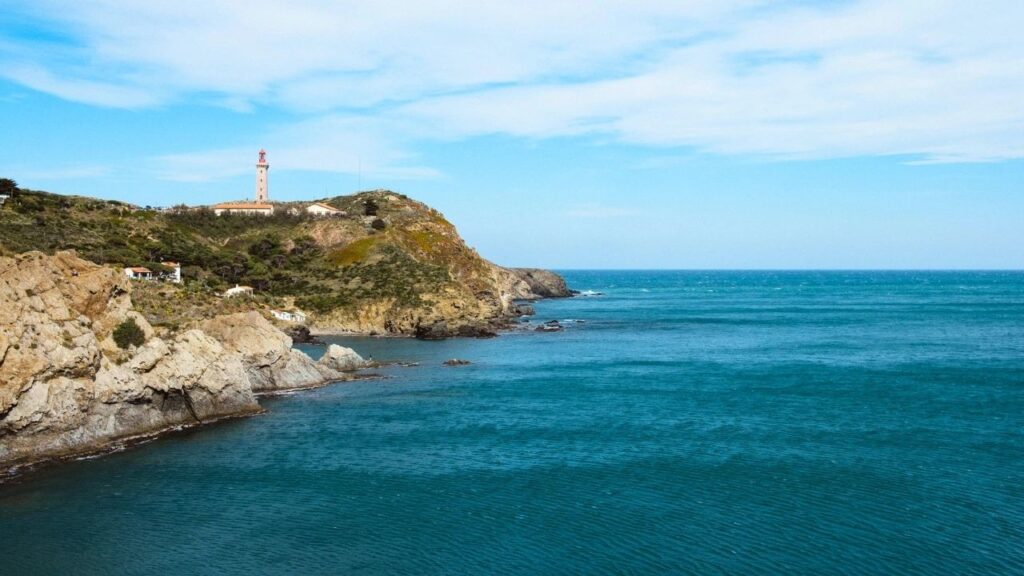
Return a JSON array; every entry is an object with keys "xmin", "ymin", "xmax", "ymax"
[{"xmin": 113, "ymin": 317, "xmax": 146, "ymax": 349}]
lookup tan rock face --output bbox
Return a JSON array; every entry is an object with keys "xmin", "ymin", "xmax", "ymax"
[
  {"xmin": 201, "ymin": 311, "xmax": 365, "ymax": 391},
  {"xmin": 308, "ymin": 263, "xmax": 570, "ymax": 336},
  {"xmin": 319, "ymin": 344, "xmax": 367, "ymax": 373},
  {"xmin": 0, "ymin": 252, "xmax": 365, "ymax": 471}
]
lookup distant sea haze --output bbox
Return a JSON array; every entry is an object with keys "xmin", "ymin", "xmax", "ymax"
[{"xmin": 2, "ymin": 270, "xmax": 1022, "ymax": 574}]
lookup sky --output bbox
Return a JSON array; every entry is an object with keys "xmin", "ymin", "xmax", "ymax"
[{"xmin": 1, "ymin": 0, "xmax": 1022, "ymax": 269}]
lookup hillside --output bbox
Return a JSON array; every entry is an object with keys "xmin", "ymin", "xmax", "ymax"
[{"xmin": 0, "ymin": 185, "xmax": 571, "ymax": 336}]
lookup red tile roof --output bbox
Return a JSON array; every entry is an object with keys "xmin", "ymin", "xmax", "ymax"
[{"xmin": 214, "ymin": 202, "xmax": 273, "ymax": 210}]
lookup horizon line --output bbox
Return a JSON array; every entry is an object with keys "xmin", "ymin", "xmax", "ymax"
[{"xmin": 545, "ymin": 268, "xmax": 1024, "ymax": 272}]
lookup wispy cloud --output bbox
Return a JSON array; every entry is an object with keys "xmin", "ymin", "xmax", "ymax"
[
  {"xmin": 3, "ymin": 0, "xmax": 1024, "ymax": 163},
  {"xmin": 2, "ymin": 64, "xmax": 161, "ymax": 108},
  {"xmin": 153, "ymin": 116, "xmax": 440, "ymax": 182}
]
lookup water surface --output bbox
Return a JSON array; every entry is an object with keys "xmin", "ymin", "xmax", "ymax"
[{"xmin": 2, "ymin": 271, "xmax": 1023, "ymax": 574}]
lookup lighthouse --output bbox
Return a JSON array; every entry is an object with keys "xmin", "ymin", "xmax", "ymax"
[
  {"xmin": 212, "ymin": 150, "xmax": 275, "ymax": 215},
  {"xmin": 255, "ymin": 149, "xmax": 269, "ymax": 203}
]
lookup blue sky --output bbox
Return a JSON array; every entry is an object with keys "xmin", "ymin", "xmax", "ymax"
[{"xmin": 1, "ymin": 0, "xmax": 1023, "ymax": 268}]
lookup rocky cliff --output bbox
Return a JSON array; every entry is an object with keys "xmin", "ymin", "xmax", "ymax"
[
  {"xmin": 295, "ymin": 191, "xmax": 573, "ymax": 336},
  {"xmin": 0, "ymin": 251, "xmax": 367, "ymax": 473}
]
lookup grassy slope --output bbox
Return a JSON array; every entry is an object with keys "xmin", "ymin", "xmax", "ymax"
[{"xmin": 0, "ymin": 188, "xmax": 505, "ymax": 332}]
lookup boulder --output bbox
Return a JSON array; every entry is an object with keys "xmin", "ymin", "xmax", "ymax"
[
  {"xmin": 535, "ymin": 320, "xmax": 563, "ymax": 332},
  {"xmin": 317, "ymin": 344, "xmax": 366, "ymax": 374},
  {"xmin": 414, "ymin": 320, "xmax": 449, "ymax": 340},
  {"xmin": 201, "ymin": 312, "xmax": 353, "ymax": 393},
  {"xmin": 513, "ymin": 303, "xmax": 536, "ymax": 316},
  {"xmin": 285, "ymin": 324, "xmax": 321, "ymax": 344},
  {"xmin": 455, "ymin": 323, "xmax": 498, "ymax": 338},
  {"xmin": 509, "ymin": 268, "xmax": 575, "ymax": 299}
]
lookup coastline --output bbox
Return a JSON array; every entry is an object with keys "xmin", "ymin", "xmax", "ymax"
[
  {"xmin": 0, "ymin": 368, "xmax": 382, "ymax": 480},
  {"xmin": 1, "ymin": 408, "xmax": 263, "ymax": 484},
  {"xmin": 0, "ymin": 252, "xmax": 376, "ymax": 477},
  {"xmin": 1, "ymin": 370, "xmax": 392, "ymax": 483},
  {"xmin": 0, "ymin": 251, "xmax": 573, "ymax": 480}
]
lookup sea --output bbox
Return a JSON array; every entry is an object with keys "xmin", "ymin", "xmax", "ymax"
[{"xmin": 1, "ymin": 271, "xmax": 1022, "ymax": 575}]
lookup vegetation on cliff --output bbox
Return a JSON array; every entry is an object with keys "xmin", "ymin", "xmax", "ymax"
[
  {"xmin": 0, "ymin": 184, "xmax": 570, "ymax": 334},
  {"xmin": 112, "ymin": 317, "xmax": 146, "ymax": 349}
]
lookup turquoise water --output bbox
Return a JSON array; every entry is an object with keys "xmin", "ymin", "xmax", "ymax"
[{"xmin": 2, "ymin": 271, "xmax": 1023, "ymax": 574}]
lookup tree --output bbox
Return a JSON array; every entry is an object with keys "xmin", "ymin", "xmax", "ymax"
[
  {"xmin": 363, "ymin": 199, "xmax": 379, "ymax": 216},
  {"xmin": 113, "ymin": 317, "xmax": 146, "ymax": 349},
  {"xmin": 289, "ymin": 236, "xmax": 320, "ymax": 257},
  {"xmin": 248, "ymin": 234, "xmax": 282, "ymax": 260},
  {"xmin": 0, "ymin": 178, "xmax": 16, "ymax": 196}
]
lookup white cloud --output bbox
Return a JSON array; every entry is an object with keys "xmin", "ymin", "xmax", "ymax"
[
  {"xmin": 2, "ymin": 64, "xmax": 161, "ymax": 108},
  {"xmin": 3, "ymin": 0, "xmax": 1024, "ymax": 164},
  {"xmin": 153, "ymin": 116, "xmax": 439, "ymax": 182}
]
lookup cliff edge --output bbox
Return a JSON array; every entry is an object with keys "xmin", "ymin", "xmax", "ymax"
[{"xmin": 0, "ymin": 251, "xmax": 367, "ymax": 473}]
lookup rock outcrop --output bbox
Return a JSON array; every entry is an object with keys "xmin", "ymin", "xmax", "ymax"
[
  {"xmin": 509, "ymin": 268, "xmax": 575, "ymax": 299},
  {"xmin": 200, "ymin": 312, "xmax": 367, "ymax": 392},
  {"xmin": 0, "ymin": 251, "xmax": 367, "ymax": 472}
]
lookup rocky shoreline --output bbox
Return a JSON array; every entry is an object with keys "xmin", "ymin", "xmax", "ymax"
[
  {"xmin": 0, "ymin": 252, "xmax": 372, "ymax": 476},
  {"xmin": 0, "ymin": 251, "xmax": 574, "ymax": 478},
  {"xmin": 309, "ymin": 271, "xmax": 575, "ymax": 341}
]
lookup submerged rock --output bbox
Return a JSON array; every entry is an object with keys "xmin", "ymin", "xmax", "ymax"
[
  {"xmin": 513, "ymin": 303, "xmax": 536, "ymax": 316},
  {"xmin": 535, "ymin": 320, "xmax": 563, "ymax": 332},
  {"xmin": 443, "ymin": 359, "xmax": 472, "ymax": 366}
]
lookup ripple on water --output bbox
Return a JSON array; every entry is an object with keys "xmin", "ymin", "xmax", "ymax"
[{"xmin": 2, "ymin": 271, "xmax": 1024, "ymax": 575}]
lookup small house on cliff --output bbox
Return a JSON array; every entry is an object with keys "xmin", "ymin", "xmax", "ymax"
[
  {"xmin": 161, "ymin": 261, "xmax": 182, "ymax": 283},
  {"xmin": 224, "ymin": 285, "xmax": 254, "ymax": 298},
  {"xmin": 306, "ymin": 202, "xmax": 345, "ymax": 217},
  {"xmin": 271, "ymin": 309, "xmax": 307, "ymax": 323},
  {"xmin": 124, "ymin": 267, "xmax": 152, "ymax": 280}
]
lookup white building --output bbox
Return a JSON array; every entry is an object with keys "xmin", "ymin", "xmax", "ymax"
[
  {"xmin": 213, "ymin": 150, "xmax": 275, "ymax": 216},
  {"xmin": 124, "ymin": 267, "xmax": 153, "ymax": 280},
  {"xmin": 271, "ymin": 309, "xmax": 307, "ymax": 323},
  {"xmin": 306, "ymin": 202, "xmax": 345, "ymax": 217},
  {"xmin": 161, "ymin": 261, "xmax": 182, "ymax": 283},
  {"xmin": 0, "ymin": 194, "xmax": 9, "ymax": 206},
  {"xmin": 224, "ymin": 285, "xmax": 254, "ymax": 298},
  {"xmin": 213, "ymin": 203, "xmax": 274, "ymax": 216}
]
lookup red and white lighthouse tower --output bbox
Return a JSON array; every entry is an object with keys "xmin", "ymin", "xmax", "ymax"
[{"xmin": 255, "ymin": 149, "xmax": 269, "ymax": 203}]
